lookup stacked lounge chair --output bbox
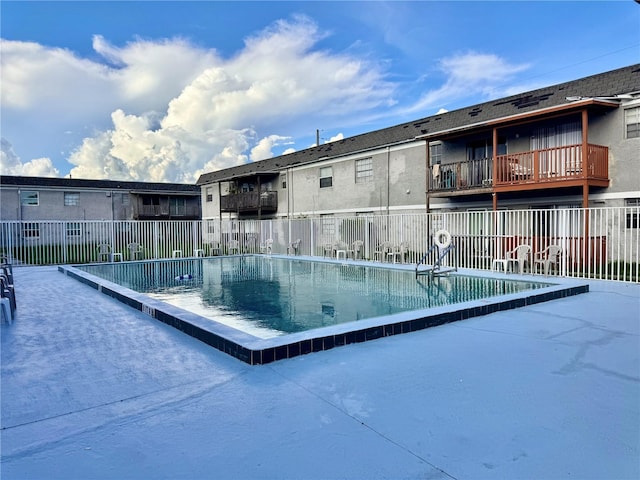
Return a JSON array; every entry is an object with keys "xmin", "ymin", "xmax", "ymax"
[{"xmin": 1, "ymin": 255, "xmax": 16, "ymax": 324}]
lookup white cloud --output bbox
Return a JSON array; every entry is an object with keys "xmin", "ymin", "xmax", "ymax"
[
  {"xmin": 406, "ymin": 52, "xmax": 530, "ymax": 115},
  {"xmin": 1, "ymin": 16, "xmax": 534, "ymax": 184},
  {"xmin": 62, "ymin": 16, "xmax": 394, "ymax": 182},
  {"xmin": 2, "ymin": 16, "xmax": 397, "ymax": 182},
  {"xmin": 250, "ymin": 135, "xmax": 293, "ymax": 162},
  {"xmin": 0, "ymin": 138, "xmax": 60, "ymax": 177}
]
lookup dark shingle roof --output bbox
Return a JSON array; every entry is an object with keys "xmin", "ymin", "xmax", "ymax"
[
  {"xmin": 0, "ymin": 175, "xmax": 200, "ymax": 194},
  {"xmin": 197, "ymin": 63, "xmax": 640, "ymax": 185}
]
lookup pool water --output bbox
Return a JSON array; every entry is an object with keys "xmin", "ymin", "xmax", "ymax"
[{"xmin": 76, "ymin": 256, "xmax": 552, "ymax": 339}]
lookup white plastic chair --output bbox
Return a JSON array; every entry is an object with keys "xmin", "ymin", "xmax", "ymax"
[
  {"xmin": 387, "ymin": 243, "xmax": 406, "ymax": 264},
  {"xmin": 208, "ymin": 242, "xmax": 221, "ymax": 256},
  {"xmin": 374, "ymin": 241, "xmax": 392, "ymax": 262},
  {"xmin": 288, "ymin": 239, "xmax": 301, "ymax": 255},
  {"xmin": 260, "ymin": 239, "xmax": 273, "ymax": 254},
  {"xmin": 534, "ymin": 245, "xmax": 562, "ymax": 276},
  {"xmin": 127, "ymin": 242, "xmax": 144, "ymax": 260},
  {"xmin": 492, "ymin": 244, "xmax": 531, "ymax": 274},
  {"xmin": 97, "ymin": 244, "xmax": 112, "ymax": 262},
  {"xmin": 228, "ymin": 240, "xmax": 240, "ymax": 255},
  {"xmin": 348, "ymin": 240, "xmax": 364, "ymax": 260}
]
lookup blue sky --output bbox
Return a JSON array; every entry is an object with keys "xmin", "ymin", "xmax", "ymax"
[{"xmin": 1, "ymin": 1, "xmax": 639, "ymax": 182}]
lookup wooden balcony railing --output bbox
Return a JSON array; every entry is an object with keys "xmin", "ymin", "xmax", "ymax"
[
  {"xmin": 430, "ymin": 157, "xmax": 493, "ymax": 191},
  {"xmin": 495, "ymin": 144, "xmax": 608, "ymax": 185},
  {"xmin": 428, "ymin": 144, "xmax": 608, "ymax": 192},
  {"xmin": 220, "ymin": 191, "xmax": 278, "ymax": 213},
  {"xmin": 135, "ymin": 204, "xmax": 200, "ymax": 219}
]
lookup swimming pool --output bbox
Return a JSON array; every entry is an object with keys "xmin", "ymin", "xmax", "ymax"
[{"xmin": 60, "ymin": 255, "xmax": 589, "ymax": 364}]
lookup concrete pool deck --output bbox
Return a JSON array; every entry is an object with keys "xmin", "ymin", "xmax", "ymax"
[{"xmin": 1, "ymin": 265, "xmax": 639, "ymax": 479}]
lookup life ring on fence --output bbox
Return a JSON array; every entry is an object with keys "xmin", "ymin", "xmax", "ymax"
[{"xmin": 434, "ymin": 230, "xmax": 452, "ymax": 250}]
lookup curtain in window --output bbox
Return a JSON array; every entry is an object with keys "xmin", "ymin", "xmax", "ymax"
[{"xmin": 531, "ymin": 121, "xmax": 582, "ymax": 175}]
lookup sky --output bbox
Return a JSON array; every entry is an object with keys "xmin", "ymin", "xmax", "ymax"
[{"xmin": 1, "ymin": 1, "xmax": 639, "ymax": 184}]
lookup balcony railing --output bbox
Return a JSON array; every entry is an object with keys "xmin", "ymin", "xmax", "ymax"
[
  {"xmin": 430, "ymin": 158, "xmax": 493, "ymax": 191},
  {"xmin": 220, "ymin": 191, "xmax": 278, "ymax": 213},
  {"xmin": 495, "ymin": 144, "xmax": 608, "ymax": 185},
  {"xmin": 429, "ymin": 144, "xmax": 608, "ymax": 192},
  {"xmin": 135, "ymin": 205, "xmax": 200, "ymax": 219}
]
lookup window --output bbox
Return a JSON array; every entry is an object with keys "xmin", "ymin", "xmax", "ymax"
[
  {"xmin": 64, "ymin": 192, "xmax": 79, "ymax": 206},
  {"xmin": 170, "ymin": 197, "xmax": 186, "ymax": 216},
  {"xmin": 66, "ymin": 222, "xmax": 82, "ymax": 237},
  {"xmin": 122, "ymin": 193, "xmax": 130, "ymax": 205},
  {"xmin": 531, "ymin": 123, "xmax": 580, "ymax": 150},
  {"xmin": 280, "ymin": 174, "xmax": 287, "ymax": 189},
  {"xmin": 625, "ymin": 106, "xmax": 640, "ymax": 139},
  {"xmin": 206, "ymin": 187, "xmax": 213, "ymax": 202},
  {"xmin": 319, "ymin": 167, "xmax": 333, "ymax": 188},
  {"xmin": 22, "ymin": 222, "xmax": 40, "ymax": 238},
  {"xmin": 143, "ymin": 197, "xmax": 160, "ymax": 206},
  {"xmin": 626, "ymin": 198, "xmax": 640, "ymax": 229},
  {"xmin": 467, "ymin": 137, "xmax": 507, "ymax": 160},
  {"xmin": 20, "ymin": 191, "xmax": 39, "ymax": 206},
  {"xmin": 429, "ymin": 143, "xmax": 442, "ymax": 165},
  {"xmin": 355, "ymin": 158, "xmax": 373, "ymax": 183}
]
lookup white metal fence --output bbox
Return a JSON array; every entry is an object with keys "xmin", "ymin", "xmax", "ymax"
[{"xmin": 1, "ymin": 207, "xmax": 638, "ymax": 282}]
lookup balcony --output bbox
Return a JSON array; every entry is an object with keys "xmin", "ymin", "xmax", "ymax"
[
  {"xmin": 220, "ymin": 191, "xmax": 278, "ymax": 214},
  {"xmin": 429, "ymin": 144, "xmax": 609, "ymax": 194},
  {"xmin": 134, "ymin": 204, "xmax": 201, "ymax": 220}
]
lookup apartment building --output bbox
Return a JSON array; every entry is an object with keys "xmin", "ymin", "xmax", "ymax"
[
  {"xmin": 197, "ymin": 64, "xmax": 640, "ymax": 220},
  {"xmin": 0, "ymin": 176, "xmax": 202, "ymax": 222}
]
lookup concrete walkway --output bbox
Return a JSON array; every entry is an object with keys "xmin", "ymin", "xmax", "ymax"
[{"xmin": 1, "ymin": 266, "xmax": 639, "ymax": 479}]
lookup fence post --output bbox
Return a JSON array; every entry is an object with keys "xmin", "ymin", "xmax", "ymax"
[{"xmin": 153, "ymin": 221, "xmax": 159, "ymax": 260}]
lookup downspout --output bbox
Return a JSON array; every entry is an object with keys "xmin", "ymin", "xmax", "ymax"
[
  {"xmin": 581, "ymin": 109, "xmax": 589, "ymax": 209},
  {"xmin": 386, "ymin": 146, "xmax": 390, "ymax": 216},
  {"xmin": 218, "ymin": 182, "xmax": 223, "ymax": 244},
  {"xmin": 17, "ymin": 189, "xmax": 23, "ymax": 260},
  {"xmin": 289, "ymin": 168, "xmax": 294, "ymax": 219},
  {"xmin": 492, "ymin": 127, "xmax": 498, "ymax": 212},
  {"xmin": 582, "ymin": 108, "xmax": 590, "ymax": 270},
  {"xmin": 257, "ymin": 176, "xmax": 262, "ymax": 221},
  {"xmin": 17, "ymin": 189, "xmax": 22, "ymax": 222},
  {"xmin": 425, "ymin": 142, "xmax": 430, "ymax": 214}
]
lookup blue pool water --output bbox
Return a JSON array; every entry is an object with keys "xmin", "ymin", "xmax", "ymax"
[{"xmin": 75, "ymin": 256, "xmax": 553, "ymax": 339}]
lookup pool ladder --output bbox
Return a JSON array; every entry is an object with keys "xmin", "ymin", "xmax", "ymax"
[{"xmin": 415, "ymin": 244, "xmax": 457, "ymax": 279}]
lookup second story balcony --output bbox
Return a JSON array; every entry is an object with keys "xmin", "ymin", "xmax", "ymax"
[
  {"xmin": 134, "ymin": 204, "xmax": 201, "ymax": 220},
  {"xmin": 221, "ymin": 190, "xmax": 278, "ymax": 214},
  {"xmin": 428, "ymin": 143, "xmax": 609, "ymax": 194}
]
